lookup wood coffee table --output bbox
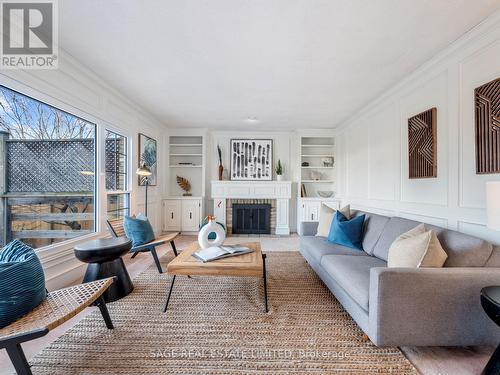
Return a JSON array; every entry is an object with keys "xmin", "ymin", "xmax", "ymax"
[{"xmin": 164, "ymin": 242, "xmax": 268, "ymax": 313}]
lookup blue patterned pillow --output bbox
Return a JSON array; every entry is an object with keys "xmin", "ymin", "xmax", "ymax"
[
  {"xmin": 123, "ymin": 214, "xmax": 155, "ymax": 247},
  {"xmin": 327, "ymin": 211, "xmax": 365, "ymax": 250},
  {"xmin": 0, "ymin": 240, "xmax": 47, "ymax": 328}
]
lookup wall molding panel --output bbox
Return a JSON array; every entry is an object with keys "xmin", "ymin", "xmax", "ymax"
[{"xmin": 338, "ymin": 11, "xmax": 500, "ymax": 245}]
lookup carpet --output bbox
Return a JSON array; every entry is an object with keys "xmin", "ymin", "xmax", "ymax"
[{"xmin": 30, "ymin": 251, "xmax": 418, "ymax": 374}]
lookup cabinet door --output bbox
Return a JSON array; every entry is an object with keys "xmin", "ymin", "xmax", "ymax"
[
  {"xmin": 305, "ymin": 202, "xmax": 321, "ymax": 221},
  {"xmin": 163, "ymin": 200, "xmax": 181, "ymax": 231},
  {"xmin": 298, "ymin": 201, "xmax": 307, "ymax": 221},
  {"xmin": 181, "ymin": 199, "xmax": 201, "ymax": 232}
]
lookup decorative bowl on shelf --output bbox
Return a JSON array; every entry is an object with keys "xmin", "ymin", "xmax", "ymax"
[{"xmin": 317, "ymin": 191, "xmax": 335, "ymax": 198}]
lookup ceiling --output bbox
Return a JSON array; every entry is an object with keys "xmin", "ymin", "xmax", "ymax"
[{"xmin": 59, "ymin": 0, "xmax": 500, "ymax": 130}]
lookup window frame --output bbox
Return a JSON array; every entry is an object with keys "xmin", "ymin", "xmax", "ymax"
[
  {"xmin": 0, "ymin": 84, "xmax": 98, "ymax": 250},
  {"xmin": 102, "ymin": 125, "xmax": 132, "ymax": 223},
  {"xmin": 0, "ymin": 80, "xmax": 134, "ymax": 254}
]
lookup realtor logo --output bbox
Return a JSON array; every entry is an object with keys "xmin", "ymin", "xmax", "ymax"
[{"xmin": 0, "ymin": 0, "xmax": 58, "ymax": 69}]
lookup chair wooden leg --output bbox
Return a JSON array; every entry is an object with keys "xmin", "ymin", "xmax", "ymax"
[
  {"xmin": 96, "ymin": 296, "xmax": 114, "ymax": 329},
  {"xmin": 170, "ymin": 240, "xmax": 178, "ymax": 256},
  {"xmin": 5, "ymin": 343, "xmax": 32, "ymax": 375},
  {"xmin": 150, "ymin": 247, "xmax": 163, "ymax": 273}
]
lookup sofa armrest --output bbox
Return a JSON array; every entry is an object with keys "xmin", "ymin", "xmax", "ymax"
[
  {"xmin": 369, "ymin": 267, "xmax": 500, "ymax": 346},
  {"xmin": 299, "ymin": 221, "xmax": 318, "ymax": 236}
]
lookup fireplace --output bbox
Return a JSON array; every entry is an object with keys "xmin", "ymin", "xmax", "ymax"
[
  {"xmin": 212, "ymin": 181, "xmax": 291, "ymax": 235},
  {"xmin": 232, "ymin": 203, "xmax": 271, "ymax": 235}
]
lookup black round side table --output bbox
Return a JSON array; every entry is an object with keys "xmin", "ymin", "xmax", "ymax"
[
  {"xmin": 481, "ymin": 286, "xmax": 500, "ymax": 375},
  {"xmin": 75, "ymin": 237, "xmax": 133, "ymax": 303}
]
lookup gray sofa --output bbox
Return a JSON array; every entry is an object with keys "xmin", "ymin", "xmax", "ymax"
[{"xmin": 299, "ymin": 210, "xmax": 500, "ymax": 346}]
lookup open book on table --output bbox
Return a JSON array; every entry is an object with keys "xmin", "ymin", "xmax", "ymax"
[{"xmin": 192, "ymin": 245, "xmax": 254, "ymax": 263}]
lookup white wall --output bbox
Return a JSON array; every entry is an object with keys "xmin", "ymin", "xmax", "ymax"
[
  {"xmin": 0, "ymin": 51, "xmax": 167, "ymax": 289},
  {"xmin": 337, "ymin": 11, "xmax": 500, "ymax": 245}
]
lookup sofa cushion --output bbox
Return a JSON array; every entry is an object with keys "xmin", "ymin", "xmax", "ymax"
[
  {"xmin": 353, "ymin": 211, "xmax": 390, "ymax": 255},
  {"xmin": 372, "ymin": 216, "xmax": 493, "ymax": 266},
  {"xmin": 372, "ymin": 217, "xmax": 422, "ymax": 261},
  {"xmin": 435, "ymin": 229, "xmax": 493, "ymax": 267},
  {"xmin": 485, "ymin": 246, "xmax": 500, "ymax": 267},
  {"xmin": 387, "ymin": 224, "xmax": 447, "ymax": 268},
  {"xmin": 327, "ymin": 211, "xmax": 366, "ymax": 250},
  {"xmin": 316, "ymin": 204, "xmax": 350, "ymax": 237},
  {"xmin": 300, "ymin": 236, "xmax": 366, "ymax": 265},
  {"xmin": 320, "ymin": 254, "xmax": 387, "ymax": 311}
]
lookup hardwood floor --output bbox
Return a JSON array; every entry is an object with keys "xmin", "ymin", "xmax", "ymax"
[{"xmin": 0, "ymin": 235, "xmax": 494, "ymax": 375}]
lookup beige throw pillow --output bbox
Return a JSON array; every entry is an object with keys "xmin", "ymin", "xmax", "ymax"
[
  {"xmin": 316, "ymin": 204, "xmax": 350, "ymax": 237},
  {"xmin": 387, "ymin": 224, "xmax": 448, "ymax": 268}
]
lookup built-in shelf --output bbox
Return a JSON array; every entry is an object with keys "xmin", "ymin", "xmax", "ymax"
[
  {"xmin": 299, "ymin": 135, "xmax": 337, "ymax": 229},
  {"xmin": 301, "ymin": 154, "xmax": 335, "ymax": 157},
  {"xmin": 169, "ymin": 153, "xmax": 203, "ymax": 156},
  {"xmin": 301, "ymin": 166, "xmax": 334, "ymax": 169},
  {"xmin": 169, "ymin": 165, "xmax": 202, "ymax": 168},
  {"xmin": 300, "ymin": 197, "xmax": 338, "ymax": 201},
  {"xmin": 301, "ymin": 144, "xmax": 334, "ymax": 148},
  {"xmin": 169, "ymin": 143, "xmax": 203, "ymax": 146},
  {"xmin": 301, "ymin": 180, "xmax": 335, "ymax": 183},
  {"xmin": 168, "ymin": 134, "xmax": 205, "ymax": 198}
]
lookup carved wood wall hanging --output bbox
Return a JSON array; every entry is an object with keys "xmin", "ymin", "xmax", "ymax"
[
  {"xmin": 475, "ymin": 77, "xmax": 500, "ymax": 174},
  {"xmin": 408, "ymin": 107, "xmax": 437, "ymax": 179}
]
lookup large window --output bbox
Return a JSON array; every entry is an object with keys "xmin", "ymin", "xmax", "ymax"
[
  {"xmin": 105, "ymin": 130, "xmax": 129, "ymax": 219},
  {"xmin": 0, "ymin": 86, "xmax": 96, "ymax": 248}
]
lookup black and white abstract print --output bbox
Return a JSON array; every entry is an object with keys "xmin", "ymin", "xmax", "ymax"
[{"xmin": 230, "ymin": 139, "xmax": 272, "ymax": 180}]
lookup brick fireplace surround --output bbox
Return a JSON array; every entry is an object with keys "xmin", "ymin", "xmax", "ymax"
[
  {"xmin": 226, "ymin": 199, "xmax": 276, "ymax": 235},
  {"xmin": 211, "ymin": 181, "xmax": 292, "ymax": 235}
]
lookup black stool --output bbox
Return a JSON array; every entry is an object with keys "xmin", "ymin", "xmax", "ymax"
[
  {"xmin": 75, "ymin": 237, "xmax": 134, "ymax": 303},
  {"xmin": 481, "ymin": 286, "xmax": 500, "ymax": 375}
]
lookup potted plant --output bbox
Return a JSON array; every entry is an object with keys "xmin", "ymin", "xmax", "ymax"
[{"xmin": 275, "ymin": 159, "xmax": 284, "ymax": 181}]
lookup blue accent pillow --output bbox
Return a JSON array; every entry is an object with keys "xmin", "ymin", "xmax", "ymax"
[
  {"xmin": 327, "ymin": 211, "xmax": 365, "ymax": 250},
  {"xmin": 123, "ymin": 214, "xmax": 155, "ymax": 247},
  {"xmin": 0, "ymin": 240, "xmax": 47, "ymax": 328}
]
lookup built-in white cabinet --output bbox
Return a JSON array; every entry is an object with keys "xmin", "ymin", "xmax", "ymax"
[
  {"xmin": 163, "ymin": 131, "xmax": 206, "ymax": 233},
  {"xmin": 303, "ymin": 201, "xmax": 320, "ymax": 221},
  {"xmin": 163, "ymin": 200, "xmax": 181, "ymax": 231},
  {"xmin": 297, "ymin": 198, "xmax": 340, "ymax": 234},
  {"xmin": 181, "ymin": 199, "xmax": 201, "ymax": 232},
  {"xmin": 163, "ymin": 198, "xmax": 202, "ymax": 233}
]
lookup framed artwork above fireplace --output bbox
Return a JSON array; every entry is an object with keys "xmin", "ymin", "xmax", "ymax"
[{"xmin": 230, "ymin": 139, "xmax": 273, "ymax": 181}]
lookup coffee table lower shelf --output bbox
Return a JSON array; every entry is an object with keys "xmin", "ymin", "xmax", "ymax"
[{"xmin": 163, "ymin": 242, "xmax": 268, "ymax": 313}]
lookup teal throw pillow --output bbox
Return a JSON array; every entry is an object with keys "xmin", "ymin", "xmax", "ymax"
[
  {"xmin": 0, "ymin": 240, "xmax": 47, "ymax": 328},
  {"xmin": 327, "ymin": 211, "xmax": 365, "ymax": 250},
  {"xmin": 123, "ymin": 214, "xmax": 155, "ymax": 247}
]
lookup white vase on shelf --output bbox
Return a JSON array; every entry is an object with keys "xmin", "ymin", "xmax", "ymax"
[
  {"xmin": 198, "ymin": 215, "xmax": 225, "ymax": 249},
  {"xmin": 276, "ymin": 174, "xmax": 283, "ymax": 181}
]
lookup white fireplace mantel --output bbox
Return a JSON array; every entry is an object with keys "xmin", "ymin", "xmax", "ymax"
[{"xmin": 211, "ymin": 180, "xmax": 292, "ymax": 235}]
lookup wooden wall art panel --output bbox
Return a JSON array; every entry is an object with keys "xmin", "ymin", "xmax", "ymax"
[
  {"xmin": 475, "ymin": 77, "xmax": 500, "ymax": 174},
  {"xmin": 408, "ymin": 107, "xmax": 437, "ymax": 179}
]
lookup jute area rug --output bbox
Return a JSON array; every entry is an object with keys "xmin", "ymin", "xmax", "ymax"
[{"xmin": 31, "ymin": 251, "xmax": 418, "ymax": 374}]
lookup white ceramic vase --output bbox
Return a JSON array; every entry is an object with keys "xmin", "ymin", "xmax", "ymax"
[
  {"xmin": 198, "ymin": 216, "xmax": 225, "ymax": 249},
  {"xmin": 276, "ymin": 174, "xmax": 283, "ymax": 181}
]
